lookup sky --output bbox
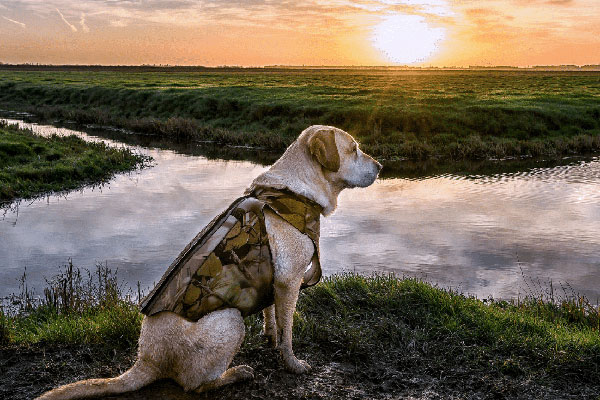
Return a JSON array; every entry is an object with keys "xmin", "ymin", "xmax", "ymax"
[{"xmin": 0, "ymin": 0, "xmax": 598, "ymax": 67}]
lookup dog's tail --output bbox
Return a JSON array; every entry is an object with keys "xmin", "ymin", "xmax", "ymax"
[{"xmin": 35, "ymin": 360, "xmax": 158, "ymax": 400}]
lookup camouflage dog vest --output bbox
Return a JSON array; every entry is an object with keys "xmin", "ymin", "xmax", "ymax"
[{"xmin": 140, "ymin": 188, "xmax": 322, "ymax": 320}]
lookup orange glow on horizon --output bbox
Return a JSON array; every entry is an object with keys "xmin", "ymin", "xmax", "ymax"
[{"xmin": 0, "ymin": 0, "xmax": 598, "ymax": 67}]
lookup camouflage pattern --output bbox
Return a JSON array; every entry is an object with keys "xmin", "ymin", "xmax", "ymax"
[{"xmin": 140, "ymin": 189, "xmax": 322, "ymax": 321}]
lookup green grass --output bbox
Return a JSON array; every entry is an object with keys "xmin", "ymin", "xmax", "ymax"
[
  {"xmin": 292, "ymin": 275, "xmax": 600, "ymax": 383},
  {"xmin": 1, "ymin": 68, "xmax": 599, "ymax": 161},
  {"xmin": 0, "ymin": 121, "xmax": 148, "ymax": 203},
  {"xmin": 2, "ymin": 264, "xmax": 599, "ymax": 385},
  {"xmin": 1, "ymin": 262, "xmax": 143, "ymax": 347}
]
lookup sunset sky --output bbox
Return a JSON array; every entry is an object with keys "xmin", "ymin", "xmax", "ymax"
[{"xmin": 0, "ymin": 0, "xmax": 598, "ymax": 67}]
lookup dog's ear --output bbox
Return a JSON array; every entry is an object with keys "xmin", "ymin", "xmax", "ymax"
[{"xmin": 308, "ymin": 129, "xmax": 340, "ymax": 172}]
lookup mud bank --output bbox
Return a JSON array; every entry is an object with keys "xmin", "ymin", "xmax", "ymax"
[{"xmin": 2, "ymin": 341, "xmax": 598, "ymax": 400}]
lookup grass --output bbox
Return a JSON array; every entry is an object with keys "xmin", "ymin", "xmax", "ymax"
[
  {"xmin": 2, "ymin": 263, "xmax": 599, "ymax": 387},
  {"xmin": 0, "ymin": 121, "xmax": 148, "ymax": 204},
  {"xmin": 293, "ymin": 275, "xmax": 600, "ymax": 383},
  {"xmin": 1, "ymin": 262, "xmax": 143, "ymax": 347},
  {"xmin": 1, "ymin": 68, "xmax": 599, "ymax": 162}
]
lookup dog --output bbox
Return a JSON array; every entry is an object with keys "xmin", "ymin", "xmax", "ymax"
[{"xmin": 37, "ymin": 125, "xmax": 382, "ymax": 399}]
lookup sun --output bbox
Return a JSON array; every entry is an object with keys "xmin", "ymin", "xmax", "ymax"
[{"xmin": 371, "ymin": 14, "xmax": 446, "ymax": 64}]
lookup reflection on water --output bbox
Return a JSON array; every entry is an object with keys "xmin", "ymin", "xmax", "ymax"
[
  {"xmin": 327, "ymin": 172, "xmax": 600, "ymax": 300},
  {"xmin": 1, "ymin": 119, "xmax": 599, "ymax": 301}
]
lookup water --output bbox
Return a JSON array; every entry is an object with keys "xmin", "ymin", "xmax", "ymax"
[{"xmin": 2, "ymin": 119, "xmax": 600, "ymax": 301}]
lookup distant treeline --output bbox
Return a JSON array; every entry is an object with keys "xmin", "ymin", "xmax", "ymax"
[
  {"xmin": 1, "ymin": 64, "xmax": 599, "ymax": 72},
  {"xmin": 0, "ymin": 64, "xmax": 269, "ymax": 73}
]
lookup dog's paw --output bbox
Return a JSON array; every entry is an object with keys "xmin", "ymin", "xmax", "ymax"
[
  {"xmin": 284, "ymin": 357, "xmax": 311, "ymax": 374},
  {"xmin": 262, "ymin": 332, "xmax": 278, "ymax": 348},
  {"xmin": 234, "ymin": 365, "xmax": 255, "ymax": 381}
]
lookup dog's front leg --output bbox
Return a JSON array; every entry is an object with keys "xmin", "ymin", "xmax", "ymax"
[
  {"xmin": 264, "ymin": 209, "xmax": 313, "ymax": 373},
  {"xmin": 274, "ymin": 277, "xmax": 310, "ymax": 374},
  {"xmin": 263, "ymin": 305, "xmax": 277, "ymax": 347}
]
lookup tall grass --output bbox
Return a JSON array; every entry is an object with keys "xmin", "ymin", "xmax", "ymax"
[
  {"xmin": 1, "ymin": 69, "xmax": 599, "ymax": 161},
  {"xmin": 2, "ymin": 261, "xmax": 142, "ymax": 347}
]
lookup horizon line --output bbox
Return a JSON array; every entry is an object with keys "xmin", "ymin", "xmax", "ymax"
[{"xmin": 1, "ymin": 62, "xmax": 600, "ymax": 70}]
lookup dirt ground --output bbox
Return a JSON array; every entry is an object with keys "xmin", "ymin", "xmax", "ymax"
[{"xmin": 2, "ymin": 342, "xmax": 599, "ymax": 400}]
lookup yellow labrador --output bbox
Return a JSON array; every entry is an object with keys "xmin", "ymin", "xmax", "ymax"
[{"xmin": 37, "ymin": 125, "xmax": 381, "ymax": 399}]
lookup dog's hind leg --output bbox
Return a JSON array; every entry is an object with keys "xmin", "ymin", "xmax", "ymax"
[
  {"xmin": 176, "ymin": 309, "xmax": 253, "ymax": 393},
  {"xmin": 35, "ymin": 360, "xmax": 159, "ymax": 400},
  {"xmin": 263, "ymin": 304, "xmax": 278, "ymax": 347},
  {"xmin": 194, "ymin": 365, "xmax": 254, "ymax": 393}
]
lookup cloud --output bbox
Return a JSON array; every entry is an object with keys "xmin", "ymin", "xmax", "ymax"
[
  {"xmin": 109, "ymin": 19, "xmax": 128, "ymax": 27},
  {"xmin": 80, "ymin": 12, "xmax": 89, "ymax": 32},
  {"xmin": 379, "ymin": 0, "xmax": 455, "ymax": 17},
  {"xmin": 464, "ymin": 8, "xmax": 495, "ymax": 16},
  {"xmin": 56, "ymin": 8, "xmax": 77, "ymax": 32},
  {"xmin": 4, "ymin": 0, "xmax": 456, "ymax": 33},
  {"xmin": 2, "ymin": 15, "xmax": 26, "ymax": 28}
]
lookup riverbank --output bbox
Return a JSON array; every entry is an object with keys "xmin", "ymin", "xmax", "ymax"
[
  {"xmin": 0, "ymin": 121, "xmax": 148, "ymax": 204},
  {"xmin": 1, "ymin": 69, "xmax": 599, "ymax": 163},
  {"xmin": 2, "ymin": 265, "xmax": 599, "ymax": 399}
]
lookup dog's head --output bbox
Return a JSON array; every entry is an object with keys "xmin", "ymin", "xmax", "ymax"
[
  {"xmin": 247, "ymin": 125, "xmax": 381, "ymax": 215},
  {"xmin": 305, "ymin": 125, "xmax": 381, "ymax": 189}
]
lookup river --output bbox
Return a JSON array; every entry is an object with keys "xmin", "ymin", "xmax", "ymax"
[{"xmin": 1, "ymin": 118, "xmax": 600, "ymax": 302}]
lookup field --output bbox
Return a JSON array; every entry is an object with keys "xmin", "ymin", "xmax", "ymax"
[
  {"xmin": 2, "ymin": 264, "xmax": 600, "ymax": 399},
  {"xmin": 0, "ymin": 121, "xmax": 147, "ymax": 203},
  {"xmin": 1, "ymin": 68, "xmax": 599, "ymax": 162}
]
